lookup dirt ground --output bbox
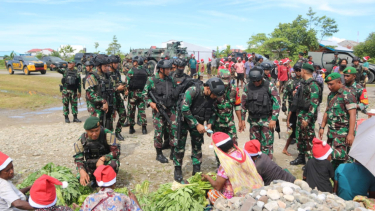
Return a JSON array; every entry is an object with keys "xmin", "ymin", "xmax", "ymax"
[{"xmin": 1, "ymin": 73, "xmax": 374, "ymax": 192}]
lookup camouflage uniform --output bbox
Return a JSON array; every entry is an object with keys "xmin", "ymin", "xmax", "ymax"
[
  {"xmin": 122, "ymin": 61, "xmax": 133, "ymax": 76},
  {"xmin": 174, "ymin": 85, "xmax": 213, "ymax": 167},
  {"xmin": 282, "ymin": 77, "xmax": 302, "ymax": 112},
  {"xmin": 55, "ymin": 67, "xmax": 81, "ymax": 116},
  {"xmin": 73, "ymin": 127, "xmax": 120, "ymax": 181},
  {"xmin": 241, "ymin": 80, "xmax": 280, "ymax": 156},
  {"xmin": 294, "ymin": 78, "xmax": 320, "ymax": 158},
  {"xmin": 208, "ymin": 84, "xmax": 241, "ymax": 145},
  {"xmin": 142, "ymin": 74, "xmax": 177, "ymax": 148},
  {"xmin": 346, "ymin": 81, "xmax": 368, "ymax": 115},
  {"xmin": 109, "ymin": 69, "xmax": 127, "ymax": 134},
  {"xmin": 325, "ymin": 87, "xmax": 357, "ymax": 167},
  {"xmin": 352, "ymin": 64, "xmax": 369, "ymax": 87}
]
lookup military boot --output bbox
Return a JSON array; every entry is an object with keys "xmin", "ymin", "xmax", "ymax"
[
  {"xmin": 192, "ymin": 164, "xmax": 201, "ymax": 176},
  {"xmin": 169, "ymin": 147, "xmax": 174, "ymax": 160},
  {"xmin": 161, "ymin": 140, "xmax": 171, "ymax": 150},
  {"xmin": 116, "ymin": 133, "xmax": 125, "ymax": 141},
  {"xmin": 156, "ymin": 148, "xmax": 168, "ymax": 163},
  {"xmin": 73, "ymin": 115, "xmax": 81, "ymax": 123},
  {"xmin": 174, "ymin": 166, "xmax": 183, "ymax": 182},
  {"xmin": 124, "ymin": 119, "xmax": 129, "ymax": 127},
  {"xmin": 65, "ymin": 115, "xmax": 70, "ymax": 123},
  {"xmin": 290, "ymin": 153, "xmax": 306, "ymax": 165},
  {"xmin": 129, "ymin": 126, "xmax": 135, "ymax": 134},
  {"xmin": 137, "ymin": 117, "xmax": 142, "ymax": 126},
  {"xmin": 142, "ymin": 126, "xmax": 147, "ymax": 134}
]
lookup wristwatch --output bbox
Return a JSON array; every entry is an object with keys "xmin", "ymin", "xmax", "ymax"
[{"xmin": 319, "ymin": 126, "xmax": 324, "ymax": 130}]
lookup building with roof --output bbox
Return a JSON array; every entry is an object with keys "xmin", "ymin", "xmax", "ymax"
[
  {"xmin": 161, "ymin": 40, "xmax": 213, "ymax": 62},
  {"xmin": 26, "ymin": 48, "xmax": 55, "ymax": 56},
  {"xmin": 338, "ymin": 40, "xmax": 359, "ymax": 50},
  {"xmin": 318, "ymin": 40, "xmax": 353, "ymax": 53}
]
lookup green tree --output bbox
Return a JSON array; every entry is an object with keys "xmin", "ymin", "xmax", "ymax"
[
  {"xmin": 94, "ymin": 42, "xmax": 99, "ymax": 53},
  {"xmin": 263, "ymin": 37, "xmax": 291, "ymax": 59},
  {"xmin": 354, "ymin": 32, "xmax": 375, "ymax": 58},
  {"xmin": 3, "ymin": 51, "xmax": 16, "ymax": 60},
  {"xmin": 247, "ymin": 33, "xmax": 268, "ymax": 52},
  {"xmin": 35, "ymin": 52, "xmax": 44, "ymax": 59},
  {"xmin": 50, "ymin": 50, "xmax": 61, "ymax": 58},
  {"xmin": 59, "ymin": 45, "xmax": 75, "ymax": 60},
  {"xmin": 106, "ymin": 35, "xmax": 121, "ymax": 55}
]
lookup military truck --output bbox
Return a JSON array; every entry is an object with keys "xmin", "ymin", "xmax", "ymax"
[{"xmin": 130, "ymin": 41, "xmax": 188, "ymax": 73}]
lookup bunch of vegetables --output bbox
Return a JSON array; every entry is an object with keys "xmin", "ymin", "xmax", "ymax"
[{"xmin": 17, "ymin": 163, "xmax": 92, "ymax": 206}]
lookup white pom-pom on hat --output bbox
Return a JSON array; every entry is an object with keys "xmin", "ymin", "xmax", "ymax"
[
  {"xmin": 62, "ymin": 181, "xmax": 68, "ymax": 189},
  {"xmin": 98, "ymin": 181, "xmax": 104, "ymax": 186},
  {"xmin": 323, "ymin": 141, "xmax": 327, "ymax": 146}
]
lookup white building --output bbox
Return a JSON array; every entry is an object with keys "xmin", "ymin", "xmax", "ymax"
[
  {"xmin": 161, "ymin": 40, "xmax": 213, "ymax": 62},
  {"xmin": 58, "ymin": 45, "xmax": 85, "ymax": 56},
  {"xmin": 26, "ymin": 48, "xmax": 54, "ymax": 56}
]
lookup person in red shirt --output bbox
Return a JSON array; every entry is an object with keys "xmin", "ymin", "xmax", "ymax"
[
  {"xmin": 278, "ymin": 59, "xmax": 289, "ymax": 93},
  {"xmin": 218, "ymin": 59, "xmax": 225, "ymax": 75}
]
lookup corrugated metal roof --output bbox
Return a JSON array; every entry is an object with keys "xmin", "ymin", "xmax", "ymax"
[{"xmin": 319, "ymin": 40, "xmax": 353, "ymax": 52}]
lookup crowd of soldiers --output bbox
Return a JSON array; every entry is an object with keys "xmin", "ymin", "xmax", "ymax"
[{"xmin": 50, "ymin": 51, "xmax": 369, "ymax": 185}]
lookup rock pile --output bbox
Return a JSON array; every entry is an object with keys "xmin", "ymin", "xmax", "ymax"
[{"xmin": 213, "ymin": 179, "xmax": 371, "ymax": 211}]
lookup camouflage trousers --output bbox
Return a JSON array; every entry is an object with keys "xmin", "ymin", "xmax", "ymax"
[
  {"xmin": 115, "ymin": 93, "xmax": 126, "ymax": 133},
  {"xmin": 152, "ymin": 108, "xmax": 177, "ymax": 148},
  {"xmin": 62, "ymin": 90, "xmax": 78, "ymax": 116},
  {"xmin": 295, "ymin": 115, "xmax": 315, "ymax": 159},
  {"xmin": 212, "ymin": 121, "xmax": 238, "ymax": 145},
  {"xmin": 174, "ymin": 120, "xmax": 203, "ymax": 166},
  {"xmin": 327, "ymin": 136, "xmax": 353, "ymax": 170},
  {"xmin": 127, "ymin": 90, "xmax": 147, "ymax": 126},
  {"xmin": 87, "ymin": 101, "xmax": 114, "ymax": 131},
  {"xmin": 77, "ymin": 159, "xmax": 120, "ymax": 182},
  {"xmin": 87, "ymin": 101, "xmax": 103, "ymax": 118},
  {"xmin": 248, "ymin": 116, "xmax": 274, "ymax": 156}
]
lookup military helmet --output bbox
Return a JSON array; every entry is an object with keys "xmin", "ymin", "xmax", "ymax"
[
  {"xmin": 132, "ymin": 56, "xmax": 144, "ymax": 65},
  {"xmin": 84, "ymin": 60, "xmax": 94, "ymax": 66},
  {"xmin": 293, "ymin": 62, "xmax": 303, "ymax": 71},
  {"xmin": 352, "ymin": 56, "xmax": 360, "ymax": 62},
  {"xmin": 174, "ymin": 58, "xmax": 187, "ymax": 67},
  {"xmin": 248, "ymin": 67, "xmax": 264, "ymax": 82},
  {"xmin": 205, "ymin": 77, "xmax": 225, "ymax": 97},
  {"xmin": 109, "ymin": 55, "xmax": 121, "ymax": 63},
  {"xmin": 157, "ymin": 59, "xmax": 173, "ymax": 69},
  {"xmin": 93, "ymin": 54, "xmax": 110, "ymax": 66},
  {"xmin": 261, "ymin": 63, "xmax": 272, "ymax": 70}
]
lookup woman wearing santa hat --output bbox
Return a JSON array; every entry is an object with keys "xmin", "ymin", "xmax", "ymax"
[
  {"xmin": 202, "ymin": 132, "xmax": 263, "ymax": 205},
  {"xmin": 0, "ymin": 151, "xmax": 34, "ymax": 211}
]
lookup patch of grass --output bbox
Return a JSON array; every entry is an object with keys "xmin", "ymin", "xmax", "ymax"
[{"xmin": 0, "ymin": 75, "xmax": 61, "ymax": 109}]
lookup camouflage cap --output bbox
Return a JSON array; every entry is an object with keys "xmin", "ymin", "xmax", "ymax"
[
  {"xmin": 325, "ymin": 72, "xmax": 342, "ymax": 83},
  {"xmin": 302, "ymin": 63, "xmax": 314, "ymax": 73},
  {"xmin": 84, "ymin": 116, "xmax": 100, "ymax": 130},
  {"xmin": 343, "ymin": 66, "xmax": 357, "ymax": 74},
  {"xmin": 218, "ymin": 69, "xmax": 231, "ymax": 85},
  {"xmin": 68, "ymin": 59, "xmax": 75, "ymax": 63}
]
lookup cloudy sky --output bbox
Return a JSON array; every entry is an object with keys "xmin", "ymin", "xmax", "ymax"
[{"xmin": 0, "ymin": 0, "xmax": 374, "ymax": 53}]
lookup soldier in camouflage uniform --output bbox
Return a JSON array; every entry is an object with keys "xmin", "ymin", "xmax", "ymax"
[
  {"xmin": 142, "ymin": 59, "xmax": 177, "ymax": 163},
  {"xmin": 290, "ymin": 63, "xmax": 321, "ymax": 166},
  {"xmin": 51, "ymin": 60, "xmax": 82, "ymax": 123},
  {"xmin": 352, "ymin": 57, "xmax": 369, "ymax": 88},
  {"xmin": 109, "ymin": 55, "xmax": 126, "ymax": 141},
  {"xmin": 125, "ymin": 56, "xmax": 148, "ymax": 134},
  {"xmin": 208, "ymin": 69, "xmax": 242, "ymax": 145},
  {"xmin": 73, "ymin": 116, "xmax": 120, "ymax": 187},
  {"xmin": 122, "ymin": 54, "xmax": 133, "ymax": 76},
  {"xmin": 261, "ymin": 63, "xmax": 273, "ymax": 82},
  {"xmin": 326, "ymin": 52, "xmax": 340, "ymax": 66},
  {"xmin": 241, "ymin": 66, "xmax": 280, "ymax": 159},
  {"xmin": 297, "ymin": 52, "xmax": 308, "ymax": 63},
  {"xmin": 174, "ymin": 77, "xmax": 225, "ymax": 182},
  {"xmin": 281, "ymin": 62, "xmax": 303, "ymax": 156},
  {"xmin": 343, "ymin": 66, "xmax": 368, "ymax": 114},
  {"xmin": 319, "ymin": 73, "xmax": 357, "ymax": 170}
]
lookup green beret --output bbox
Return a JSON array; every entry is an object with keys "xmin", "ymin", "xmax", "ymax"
[
  {"xmin": 84, "ymin": 116, "xmax": 100, "ymax": 130},
  {"xmin": 325, "ymin": 72, "xmax": 342, "ymax": 82},
  {"xmin": 299, "ymin": 52, "xmax": 304, "ymax": 55},
  {"xmin": 343, "ymin": 66, "xmax": 357, "ymax": 74},
  {"xmin": 302, "ymin": 63, "xmax": 314, "ymax": 72},
  {"xmin": 68, "ymin": 60, "xmax": 75, "ymax": 63}
]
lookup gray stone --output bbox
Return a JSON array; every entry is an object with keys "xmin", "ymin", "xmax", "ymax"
[
  {"xmin": 300, "ymin": 190, "xmax": 311, "ymax": 196},
  {"xmin": 311, "ymin": 189, "xmax": 318, "ymax": 195},
  {"xmin": 267, "ymin": 189, "xmax": 281, "ymax": 200},
  {"xmin": 252, "ymin": 205, "xmax": 262, "ymax": 211},
  {"xmin": 302, "ymin": 202, "xmax": 316, "ymax": 209},
  {"xmin": 260, "ymin": 190, "xmax": 267, "ymax": 196},
  {"xmin": 257, "ymin": 201, "xmax": 265, "ymax": 208},
  {"xmin": 310, "ymin": 193, "xmax": 317, "ymax": 198},
  {"xmin": 345, "ymin": 201, "xmax": 355, "ymax": 211},
  {"xmin": 284, "ymin": 195, "xmax": 294, "ymax": 202},
  {"xmin": 354, "ymin": 207, "xmax": 367, "ymax": 211},
  {"xmin": 277, "ymin": 208, "xmax": 285, "ymax": 211},
  {"xmin": 317, "ymin": 194, "xmax": 326, "ymax": 201},
  {"xmin": 265, "ymin": 201, "xmax": 279, "ymax": 211},
  {"xmin": 214, "ymin": 197, "xmax": 228, "ymax": 210},
  {"xmin": 228, "ymin": 197, "xmax": 243, "ymax": 209},
  {"xmin": 276, "ymin": 186, "xmax": 283, "ymax": 193},
  {"xmin": 240, "ymin": 196, "xmax": 256, "ymax": 211},
  {"xmin": 283, "ymin": 187, "xmax": 294, "ymax": 195},
  {"xmin": 281, "ymin": 182, "xmax": 301, "ymax": 190},
  {"xmin": 277, "ymin": 200, "xmax": 286, "ymax": 209}
]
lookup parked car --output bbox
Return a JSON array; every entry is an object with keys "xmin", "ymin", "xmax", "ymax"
[
  {"xmin": 7, "ymin": 56, "xmax": 47, "ymax": 75},
  {"xmin": 42, "ymin": 56, "xmax": 68, "ymax": 70},
  {"xmin": 74, "ymin": 53, "xmax": 96, "ymax": 71},
  {"xmin": 308, "ymin": 51, "xmax": 375, "ymax": 83}
]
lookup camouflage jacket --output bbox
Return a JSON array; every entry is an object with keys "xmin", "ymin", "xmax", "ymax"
[
  {"xmin": 296, "ymin": 78, "xmax": 320, "ymax": 124},
  {"xmin": 55, "ymin": 67, "xmax": 82, "ymax": 93},
  {"xmin": 73, "ymin": 128, "xmax": 119, "ymax": 170},
  {"xmin": 141, "ymin": 73, "xmax": 175, "ymax": 106},
  {"xmin": 352, "ymin": 64, "xmax": 369, "ymax": 83},
  {"xmin": 122, "ymin": 62, "xmax": 133, "ymax": 76},
  {"xmin": 325, "ymin": 87, "xmax": 357, "ymax": 138},
  {"xmin": 109, "ymin": 70, "xmax": 125, "ymax": 94},
  {"xmin": 241, "ymin": 80, "xmax": 281, "ymax": 122},
  {"xmin": 181, "ymin": 85, "xmax": 209, "ymax": 128},
  {"xmin": 282, "ymin": 77, "xmax": 302, "ymax": 106},
  {"xmin": 346, "ymin": 81, "xmax": 368, "ymax": 111},
  {"xmin": 209, "ymin": 85, "xmax": 241, "ymax": 126}
]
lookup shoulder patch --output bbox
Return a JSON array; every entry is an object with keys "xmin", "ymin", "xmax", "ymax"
[
  {"xmin": 106, "ymin": 133, "xmax": 117, "ymax": 145},
  {"xmin": 74, "ymin": 140, "xmax": 84, "ymax": 154}
]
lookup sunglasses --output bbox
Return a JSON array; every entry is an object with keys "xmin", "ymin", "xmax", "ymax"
[
  {"xmin": 253, "ymin": 79, "xmax": 262, "ymax": 82},
  {"xmin": 295, "ymin": 69, "xmax": 301, "ymax": 72}
]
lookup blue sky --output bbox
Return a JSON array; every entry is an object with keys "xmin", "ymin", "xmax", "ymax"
[{"xmin": 1, "ymin": 0, "xmax": 374, "ymax": 54}]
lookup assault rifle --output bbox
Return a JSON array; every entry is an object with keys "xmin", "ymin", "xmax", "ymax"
[
  {"xmin": 148, "ymin": 91, "xmax": 172, "ymax": 125},
  {"xmin": 100, "ymin": 78, "xmax": 115, "ymax": 131}
]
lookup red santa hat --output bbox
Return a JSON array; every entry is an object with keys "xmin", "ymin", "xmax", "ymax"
[
  {"xmin": 242, "ymin": 60, "xmax": 246, "ymax": 64},
  {"xmin": 283, "ymin": 59, "xmax": 288, "ymax": 64},
  {"xmin": 225, "ymin": 62, "xmax": 229, "ymax": 66},
  {"xmin": 273, "ymin": 60, "xmax": 278, "ymax": 64},
  {"xmin": 29, "ymin": 175, "xmax": 68, "ymax": 209},
  {"xmin": 197, "ymin": 60, "xmax": 200, "ymax": 63},
  {"xmin": 312, "ymin": 138, "xmax": 333, "ymax": 160},
  {"xmin": 201, "ymin": 59, "xmax": 204, "ymax": 62},
  {"xmin": 191, "ymin": 54, "xmax": 195, "ymax": 57},
  {"xmin": 321, "ymin": 68, "xmax": 327, "ymax": 72},
  {"xmin": 220, "ymin": 59, "xmax": 224, "ymax": 64},
  {"xmin": 208, "ymin": 58, "xmax": 212, "ymax": 62},
  {"xmin": 228, "ymin": 56, "xmax": 232, "ymax": 59},
  {"xmin": 247, "ymin": 54, "xmax": 251, "ymax": 58},
  {"xmin": 209, "ymin": 132, "xmax": 232, "ymax": 149},
  {"xmin": 244, "ymin": 140, "xmax": 262, "ymax": 156},
  {"xmin": 363, "ymin": 56, "xmax": 370, "ymax": 61},
  {"xmin": 0, "ymin": 151, "xmax": 12, "ymax": 171},
  {"xmin": 237, "ymin": 57, "xmax": 241, "ymax": 61},
  {"xmin": 94, "ymin": 165, "xmax": 117, "ymax": 187}
]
